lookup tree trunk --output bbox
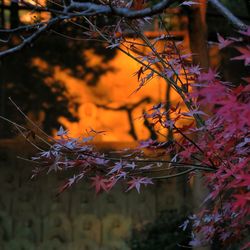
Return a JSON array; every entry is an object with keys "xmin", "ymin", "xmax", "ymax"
[
  {"xmin": 187, "ymin": 0, "xmax": 209, "ymax": 69},
  {"xmin": 187, "ymin": 1, "xmax": 210, "ymax": 249},
  {"xmin": 0, "ymin": 0, "xmax": 5, "ymax": 28},
  {"xmin": 10, "ymin": 1, "xmax": 19, "ymax": 28}
]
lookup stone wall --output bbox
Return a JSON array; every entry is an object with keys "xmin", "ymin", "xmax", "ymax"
[{"xmin": 0, "ymin": 140, "xmax": 190, "ymax": 250}]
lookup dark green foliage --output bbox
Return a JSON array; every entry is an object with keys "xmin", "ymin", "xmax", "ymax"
[{"xmin": 129, "ymin": 210, "xmax": 191, "ymax": 250}]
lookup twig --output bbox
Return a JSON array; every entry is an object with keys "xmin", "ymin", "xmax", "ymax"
[
  {"xmin": 66, "ymin": 0, "xmax": 175, "ymax": 19},
  {"xmin": 0, "ymin": 115, "xmax": 52, "ymax": 147},
  {"xmin": 0, "ymin": 18, "xmax": 59, "ymax": 58},
  {"xmin": 152, "ymin": 168, "xmax": 195, "ymax": 179},
  {"xmin": 208, "ymin": 0, "xmax": 248, "ymax": 30},
  {"xmin": 8, "ymin": 97, "xmax": 56, "ymax": 142}
]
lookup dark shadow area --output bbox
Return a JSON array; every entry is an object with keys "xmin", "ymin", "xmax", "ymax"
[
  {"xmin": 129, "ymin": 210, "xmax": 192, "ymax": 250},
  {"xmin": 0, "ymin": 21, "xmax": 117, "ymax": 138}
]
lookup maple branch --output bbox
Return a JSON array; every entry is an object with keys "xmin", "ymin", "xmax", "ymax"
[
  {"xmin": 0, "ymin": 22, "xmax": 48, "ymax": 34},
  {"xmin": 152, "ymin": 168, "xmax": 194, "ymax": 179},
  {"xmin": 0, "ymin": 3, "xmax": 57, "ymax": 12},
  {"xmin": 208, "ymin": 0, "xmax": 248, "ymax": 30},
  {"xmin": 65, "ymin": 0, "xmax": 175, "ymax": 19},
  {"xmin": 0, "ymin": 17, "xmax": 59, "ymax": 58},
  {"xmin": 0, "ymin": 0, "xmax": 176, "ymax": 58}
]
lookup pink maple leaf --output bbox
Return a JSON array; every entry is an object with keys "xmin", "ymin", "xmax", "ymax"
[
  {"xmin": 188, "ymin": 65, "xmax": 202, "ymax": 75},
  {"xmin": 126, "ymin": 177, "xmax": 153, "ymax": 193},
  {"xmin": 235, "ymin": 174, "xmax": 250, "ymax": 187},
  {"xmin": 231, "ymin": 46, "xmax": 250, "ymax": 66},
  {"xmin": 242, "ymin": 77, "xmax": 250, "ymax": 83},
  {"xmin": 179, "ymin": 145, "xmax": 197, "ymax": 159},
  {"xmin": 217, "ymin": 33, "xmax": 233, "ymax": 50},
  {"xmin": 241, "ymin": 242, "xmax": 250, "ymax": 250},
  {"xmin": 198, "ymin": 68, "xmax": 219, "ymax": 83},
  {"xmin": 90, "ymin": 175, "xmax": 111, "ymax": 194},
  {"xmin": 238, "ymin": 26, "xmax": 250, "ymax": 36}
]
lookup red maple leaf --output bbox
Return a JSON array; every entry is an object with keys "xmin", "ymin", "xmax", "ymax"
[
  {"xmin": 133, "ymin": 66, "xmax": 144, "ymax": 81},
  {"xmin": 126, "ymin": 177, "xmax": 153, "ymax": 193},
  {"xmin": 233, "ymin": 194, "xmax": 250, "ymax": 210},
  {"xmin": 91, "ymin": 175, "xmax": 111, "ymax": 194}
]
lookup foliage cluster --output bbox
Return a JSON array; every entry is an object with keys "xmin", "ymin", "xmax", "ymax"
[{"xmin": 0, "ymin": 1, "xmax": 249, "ymax": 249}]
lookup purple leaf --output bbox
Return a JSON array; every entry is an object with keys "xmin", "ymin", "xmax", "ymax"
[
  {"xmin": 107, "ymin": 160, "xmax": 123, "ymax": 175},
  {"xmin": 57, "ymin": 126, "xmax": 68, "ymax": 136},
  {"xmin": 238, "ymin": 26, "xmax": 250, "ymax": 36},
  {"xmin": 180, "ymin": 1, "xmax": 199, "ymax": 7},
  {"xmin": 217, "ymin": 33, "xmax": 233, "ymax": 50},
  {"xmin": 126, "ymin": 177, "xmax": 153, "ymax": 193}
]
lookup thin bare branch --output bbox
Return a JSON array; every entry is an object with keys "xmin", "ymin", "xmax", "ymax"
[
  {"xmin": 65, "ymin": 0, "xmax": 175, "ymax": 19},
  {"xmin": 152, "ymin": 168, "xmax": 195, "ymax": 179},
  {"xmin": 0, "ymin": 18, "xmax": 59, "ymax": 58},
  {"xmin": 208, "ymin": 0, "xmax": 248, "ymax": 30}
]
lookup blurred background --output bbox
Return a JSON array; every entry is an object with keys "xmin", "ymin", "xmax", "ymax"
[{"xmin": 0, "ymin": 0, "xmax": 249, "ymax": 249}]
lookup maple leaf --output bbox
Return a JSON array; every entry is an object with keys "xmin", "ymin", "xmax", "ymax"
[
  {"xmin": 238, "ymin": 26, "xmax": 250, "ymax": 36},
  {"xmin": 179, "ymin": 145, "xmax": 197, "ymax": 159},
  {"xmin": 57, "ymin": 126, "xmax": 68, "ymax": 136},
  {"xmin": 233, "ymin": 194, "xmax": 250, "ymax": 210},
  {"xmin": 57, "ymin": 181, "xmax": 71, "ymax": 195},
  {"xmin": 179, "ymin": 219, "xmax": 189, "ymax": 231},
  {"xmin": 126, "ymin": 177, "xmax": 153, "ymax": 193},
  {"xmin": 219, "ymin": 232, "xmax": 231, "ymax": 241},
  {"xmin": 234, "ymin": 174, "xmax": 250, "ymax": 187},
  {"xmin": 133, "ymin": 66, "xmax": 144, "ymax": 81},
  {"xmin": 182, "ymin": 108, "xmax": 208, "ymax": 117},
  {"xmin": 241, "ymin": 242, "xmax": 250, "ymax": 250},
  {"xmin": 47, "ymin": 154, "xmax": 63, "ymax": 173},
  {"xmin": 57, "ymin": 174, "xmax": 84, "ymax": 195},
  {"xmin": 116, "ymin": 171, "xmax": 127, "ymax": 180},
  {"xmin": 231, "ymin": 46, "xmax": 250, "ymax": 66},
  {"xmin": 217, "ymin": 33, "xmax": 233, "ymax": 50},
  {"xmin": 125, "ymin": 162, "xmax": 136, "ymax": 169},
  {"xmin": 94, "ymin": 156, "xmax": 109, "ymax": 165},
  {"xmin": 165, "ymin": 67, "xmax": 175, "ymax": 78},
  {"xmin": 188, "ymin": 64, "xmax": 202, "ymax": 75},
  {"xmin": 242, "ymin": 77, "xmax": 250, "ymax": 83},
  {"xmin": 107, "ymin": 160, "xmax": 124, "ymax": 175},
  {"xmin": 139, "ymin": 139, "xmax": 156, "ymax": 148},
  {"xmin": 180, "ymin": 1, "xmax": 199, "ymax": 7},
  {"xmin": 198, "ymin": 68, "xmax": 219, "ymax": 83},
  {"xmin": 90, "ymin": 175, "xmax": 111, "ymax": 194},
  {"xmin": 140, "ymin": 164, "xmax": 154, "ymax": 170},
  {"xmin": 189, "ymin": 237, "xmax": 201, "ymax": 247}
]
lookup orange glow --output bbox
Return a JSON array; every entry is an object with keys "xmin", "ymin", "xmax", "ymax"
[
  {"xmin": 54, "ymin": 50, "xmax": 168, "ymax": 141},
  {"xmin": 31, "ymin": 36, "xmax": 191, "ymax": 142}
]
